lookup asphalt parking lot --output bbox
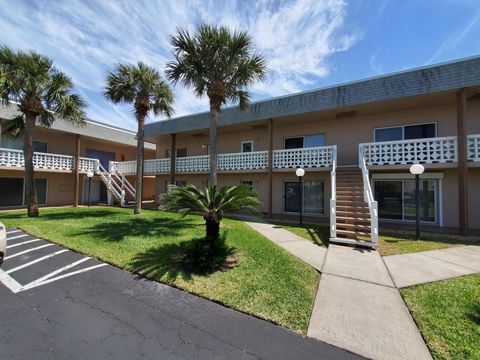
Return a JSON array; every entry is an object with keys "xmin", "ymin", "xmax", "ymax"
[{"xmin": 0, "ymin": 228, "xmax": 364, "ymax": 360}]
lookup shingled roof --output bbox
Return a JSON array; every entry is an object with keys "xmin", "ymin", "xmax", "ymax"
[{"xmin": 145, "ymin": 55, "xmax": 480, "ymax": 137}]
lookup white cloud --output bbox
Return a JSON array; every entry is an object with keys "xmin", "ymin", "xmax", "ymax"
[{"xmin": 0, "ymin": 0, "xmax": 359, "ymax": 130}]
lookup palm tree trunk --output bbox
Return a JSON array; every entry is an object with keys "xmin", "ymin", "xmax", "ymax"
[
  {"xmin": 209, "ymin": 102, "xmax": 220, "ymax": 187},
  {"xmin": 205, "ymin": 219, "xmax": 220, "ymax": 241},
  {"xmin": 24, "ymin": 112, "xmax": 39, "ymax": 217},
  {"xmin": 134, "ymin": 115, "xmax": 145, "ymax": 215}
]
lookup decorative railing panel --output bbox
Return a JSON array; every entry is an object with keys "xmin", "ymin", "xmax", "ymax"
[
  {"xmin": 360, "ymin": 136, "xmax": 458, "ymax": 166},
  {"xmin": 218, "ymin": 151, "xmax": 268, "ymax": 171},
  {"xmin": 468, "ymin": 134, "xmax": 480, "ymax": 162},
  {"xmin": 0, "ymin": 148, "xmax": 74, "ymax": 171},
  {"xmin": 273, "ymin": 146, "xmax": 335, "ymax": 169},
  {"xmin": 176, "ymin": 155, "xmax": 210, "ymax": 173},
  {"xmin": 111, "ymin": 161, "xmax": 136, "ymax": 175},
  {"xmin": 78, "ymin": 157, "xmax": 99, "ymax": 173},
  {"xmin": 145, "ymin": 158, "xmax": 170, "ymax": 174}
]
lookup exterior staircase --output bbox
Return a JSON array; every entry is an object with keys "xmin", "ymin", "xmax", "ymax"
[
  {"xmin": 96, "ymin": 162, "xmax": 136, "ymax": 207},
  {"xmin": 330, "ymin": 165, "xmax": 378, "ymax": 248}
]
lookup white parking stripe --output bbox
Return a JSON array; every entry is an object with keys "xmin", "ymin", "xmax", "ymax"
[
  {"xmin": 6, "ymin": 250, "xmax": 69, "ymax": 274},
  {"xmin": 6, "ymin": 234, "xmax": 29, "ymax": 241},
  {"xmin": 25, "ymin": 257, "xmax": 92, "ymax": 287},
  {"xmin": 7, "ymin": 239, "xmax": 42, "ymax": 249},
  {"xmin": 21, "ymin": 264, "xmax": 108, "ymax": 291},
  {"xmin": 4, "ymin": 244, "xmax": 54, "ymax": 260},
  {"xmin": 6, "ymin": 230, "xmax": 22, "ymax": 235},
  {"xmin": 0, "ymin": 269, "xmax": 23, "ymax": 293}
]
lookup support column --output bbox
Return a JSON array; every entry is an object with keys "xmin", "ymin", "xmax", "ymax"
[
  {"xmin": 73, "ymin": 134, "xmax": 81, "ymax": 206},
  {"xmin": 267, "ymin": 118, "xmax": 273, "ymax": 218},
  {"xmin": 457, "ymin": 88, "xmax": 468, "ymax": 236},
  {"xmin": 170, "ymin": 133, "xmax": 176, "ymax": 185}
]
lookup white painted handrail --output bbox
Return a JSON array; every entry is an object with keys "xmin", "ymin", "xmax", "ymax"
[
  {"xmin": 329, "ymin": 146, "xmax": 337, "ymax": 239},
  {"xmin": 78, "ymin": 157, "xmax": 99, "ymax": 173},
  {"xmin": 145, "ymin": 158, "xmax": 170, "ymax": 174},
  {"xmin": 467, "ymin": 134, "xmax": 480, "ymax": 162},
  {"xmin": 273, "ymin": 146, "xmax": 335, "ymax": 169},
  {"xmin": 361, "ymin": 136, "xmax": 458, "ymax": 166},
  {"xmin": 359, "ymin": 153, "xmax": 378, "ymax": 246},
  {"xmin": 110, "ymin": 162, "xmax": 136, "ymax": 201}
]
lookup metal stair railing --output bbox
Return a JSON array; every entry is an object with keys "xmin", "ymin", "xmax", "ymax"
[
  {"xmin": 96, "ymin": 162, "xmax": 125, "ymax": 206},
  {"xmin": 329, "ymin": 146, "xmax": 337, "ymax": 240},
  {"xmin": 110, "ymin": 161, "xmax": 136, "ymax": 201}
]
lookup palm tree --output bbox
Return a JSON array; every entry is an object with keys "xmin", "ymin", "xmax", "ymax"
[
  {"xmin": 166, "ymin": 24, "xmax": 266, "ymax": 186},
  {"xmin": 105, "ymin": 62, "xmax": 173, "ymax": 215},
  {"xmin": 159, "ymin": 184, "xmax": 261, "ymax": 242},
  {"xmin": 0, "ymin": 46, "xmax": 86, "ymax": 217}
]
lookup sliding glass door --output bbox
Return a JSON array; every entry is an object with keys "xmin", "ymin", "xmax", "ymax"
[
  {"xmin": 374, "ymin": 180, "xmax": 437, "ymax": 223},
  {"xmin": 284, "ymin": 180, "xmax": 324, "ymax": 214}
]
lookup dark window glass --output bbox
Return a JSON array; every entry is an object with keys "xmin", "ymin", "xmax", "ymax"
[
  {"xmin": 33, "ymin": 141, "xmax": 48, "ymax": 153},
  {"xmin": 404, "ymin": 124, "xmax": 436, "ymax": 140},
  {"xmin": 241, "ymin": 180, "xmax": 253, "ymax": 189},
  {"xmin": 374, "ymin": 181, "xmax": 403, "ymax": 220},
  {"xmin": 34, "ymin": 178, "xmax": 47, "ymax": 205},
  {"xmin": 374, "ymin": 127, "xmax": 402, "ymax": 142},
  {"xmin": 284, "ymin": 181, "xmax": 301, "ymax": 212},
  {"xmin": 176, "ymin": 180, "xmax": 187, "ymax": 187},
  {"xmin": 402, "ymin": 180, "xmax": 436, "ymax": 222},
  {"xmin": 303, "ymin": 181, "xmax": 324, "ymax": 214},
  {"xmin": 304, "ymin": 134, "xmax": 325, "ymax": 148},
  {"xmin": 284, "ymin": 137, "xmax": 303, "ymax": 149},
  {"xmin": 176, "ymin": 148, "xmax": 187, "ymax": 157},
  {"xmin": 242, "ymin": 142, "xmax": 253, "ymax": 153},
  {"xmin": 0, "ymin": 178, "xmax": 24, "ymax": 206}
]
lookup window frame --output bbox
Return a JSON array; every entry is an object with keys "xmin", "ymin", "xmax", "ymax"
[
  {"xmin": 373, "ymin": 122, "xmax": 437, "ymax": 142},
  {"xmin": 240, "ymin": 179, "xmax": 254, "ymax": 189},
  {"xmin": 283, "ymin": 134, "xmax": 326, "ymax": 149},
  {"xmin": 282, "ymin": 179, "xmax": 325, "ymax": 215},
  {"xmin": 33, "ymin": 140, "xmax": 49, "ymax": 153},
  {"xmin": 241, "ymin": 140, "xmax": 254, "ymax": 153}
]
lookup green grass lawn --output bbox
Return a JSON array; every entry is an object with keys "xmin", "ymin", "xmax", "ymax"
[
  {"xmin": 268, "ymin": 220, "xmax": 479, "ymax": 256},
  {"xmin": 0, "ymin": 207, "xmax": 319, "ymax": 333},
  {"xmin": 401, "ymin": 275, "xmax": 480, "ymax": 360}
]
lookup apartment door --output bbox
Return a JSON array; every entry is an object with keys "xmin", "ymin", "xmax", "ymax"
[
  {"xmin": 83, "ymin": 178, "xmax": 101, "ymax": 204},
  {"xmin": 86, "ymin": 148, "xmax": 115, "ymax": 170},
  {"xmin": 374, "ymin": 180, "xmax": 436, "ymax": 222},
  {"xmin": 284, "ymin": 181, "xmax": 301, "ymax": 212}
]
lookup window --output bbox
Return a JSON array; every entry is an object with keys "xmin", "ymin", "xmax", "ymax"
[
  {"xmin": 284, "ymin": 134, "xmax": 326, "ymax": 149},
  {"xmin": 241, "ymin": 141, "xmax": 254, "ymax": 153},
  {"xmin": 374, "ymin": 179, "xmax": 436, "ymax": 222},
  {"xmin": 0, "ymin": 178, "xmax": 24, "ymax": 206},
  {"xmin": 176, "ymin": 180, "xmax": 187, "ymax": 187},
  {"xmin": 166, "ymin": 148, "xmax": 187, "ymax": 158},
  {"xmin": 374, "ymin": 123, "xmax": 436, "ymax": 142},
  {"xmin": 240, "ymin": 180, "xmax": 253, "ymax": 189},
  {"xmin": 34, "ymin": 141, "xmax": 48, "ymax": 153},
  {"xmin": 284, "ymin": 180, "xmax": 324, "ymax": 214},
  {"xmin": 0, "ymin": 178, "xmax": 47, "ymax": 207}
]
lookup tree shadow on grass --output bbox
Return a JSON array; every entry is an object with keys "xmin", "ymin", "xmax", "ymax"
[
  {"xmin": 467, "ymin": 303, "xmax": 480, "ymax": 325},
  {"xmin": 129, "ymin": 237, "xmax": 235, "ymax": 283},
  {"xmin": 381, "ymin": 230, "xmax": 480, "ymax": 246},
  {"xmin": 71, "ymin": 216, "xmax": 200, "ymax": 242},
  {"xmin": 0, "ymin": 208, "xmax": 124, "ymax": 221}
]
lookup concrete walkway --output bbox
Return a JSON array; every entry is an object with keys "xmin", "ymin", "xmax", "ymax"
[
  {"xmin": 384, "ymin": 245, "xmax": 480, "ymax": 288},
  {"xmin": 242, "ymin": 218, "xmax": 432, "ymax": 360}
]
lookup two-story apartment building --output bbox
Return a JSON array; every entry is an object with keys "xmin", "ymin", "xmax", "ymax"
[
  {"xmin": 0, "ymin": 103, "xmax": 156, "ymax": 208},
  {"xmin": 107, "ymin": 56, "xmax": 479, "ymax": 245}
]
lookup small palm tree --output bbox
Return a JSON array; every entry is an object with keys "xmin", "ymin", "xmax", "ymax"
[
  {"xmin": 105, "ymin": 62, "xmax": 173, "ymax": 214},
  {"xmin": 0, "ymin": 46, "xmax": 86, "ymax": 217},
  {"xmin": 159, "ymin": 184, "xmax": 261, "ymax": 242},
  {"xmin": 166, "ymin": 24, "xmax": 266, "ymax": 186}
]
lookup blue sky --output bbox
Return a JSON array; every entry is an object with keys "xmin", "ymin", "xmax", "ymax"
[{"xmin": 1, "ymin": 0, "xmax": 479, "ymax": 130}]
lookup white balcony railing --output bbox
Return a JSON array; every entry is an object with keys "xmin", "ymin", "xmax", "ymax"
[
  {"xmin": 176, "ymin": 155, "xmax": 210, "ymax": 173},
  {"xmin": 273, "ymin": 146, "xmax": 336, "ymax": 169},
  {"xmin": 0, "ymin": 148, "xmax": 101, "ymax": 173},
  {"xmin": 78, "ymin": 157, "xmax": 99, "ymax": 173},
  {"xmin": 468, "ymin": 134, "xmax": 480, "ymax": 162},
  {"xmin": 218, "ymin": 151, "xmax": 268, "ymax": 171},
  {"xmin": 145, "ymin": 158, "xmax": 170, "ymax": 174},
  {"xmin": 360, "ymin": 136, "xmax": 458, "ymax": 166}
]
